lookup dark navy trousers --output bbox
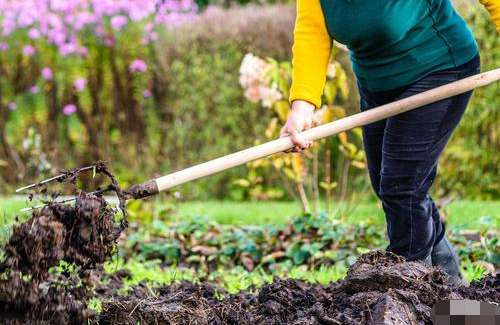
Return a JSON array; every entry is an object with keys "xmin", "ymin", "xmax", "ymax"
[{"xmin": 358, "ymin": 55, "xmax": 480, "ymax": 261}]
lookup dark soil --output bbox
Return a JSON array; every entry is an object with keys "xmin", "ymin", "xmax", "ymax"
[
  {"xmin": 1, "ymin": 195, "xmax": 121, "ymax": 277},
  {"xmin": 98, "ymin": 252, "xmax": 500, "ymax": 325},
  {"xmin": 0, "ymin": 162, "xmax": 126, "ymax": 324}
]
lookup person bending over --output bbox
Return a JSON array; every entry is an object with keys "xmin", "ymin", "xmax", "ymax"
[{"xmin": 281, "ymin": 0, "xmax": 500, "ymax": 284}]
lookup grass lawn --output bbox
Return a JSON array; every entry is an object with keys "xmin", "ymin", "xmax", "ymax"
[{"xmin": 1, "ymin": 196, "xmax": 499, "ymax": 230}]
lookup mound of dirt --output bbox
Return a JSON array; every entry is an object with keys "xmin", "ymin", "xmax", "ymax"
[
  {"xmin": 1, "ymin": 195, "xmax": 121, "ymax": 278},
  {"xmin": 0, "ymin": 271, "xmax": 92, "ymax": 324},
  {"xmin": 98, "ymin": 252, "xmax": 500, "ymax": 325},
  {"xmin": 0, "ymin": 162, "xmax": 126, "ymax": 324}
]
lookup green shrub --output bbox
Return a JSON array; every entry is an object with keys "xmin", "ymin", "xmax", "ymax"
[
  {"xmin": 437, "ymin": 4, "xmax": 500, "ymax": 199},
  {"xmin": 153, "ymin": 4, "xmax": 295, "ymax": 198}
]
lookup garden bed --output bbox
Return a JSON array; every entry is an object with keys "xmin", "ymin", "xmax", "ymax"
[
  {"xmin": 99, "ymin": 252, "xmax": 500, "ymax": 325},
  {"xmin": 0, "ymin": 164, "xmax": 499, "ymax": 324}
]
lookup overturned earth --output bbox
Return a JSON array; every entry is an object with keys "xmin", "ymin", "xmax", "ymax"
[
  {"xmin": 1, "ymin": 163, "xmax": 499, "ymax": 324},
  {"xmin": 97, "ymin": 252, "xmax": 500, "ymax": 325}
]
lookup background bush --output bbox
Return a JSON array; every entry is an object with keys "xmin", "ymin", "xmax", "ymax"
[
  {"xmin": 437, "ymin": 4, "xmax": 500, "ymax": 199},
  {"xmin": 154, "ymin": 4, "xmax": 296, "ymax": 198}
]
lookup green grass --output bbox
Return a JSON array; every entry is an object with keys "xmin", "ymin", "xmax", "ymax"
[
  {"xmin": 160, "ymin": 199, "xmax": 500, "ymax": 230},
  {"xmin": 1, "ymin": 196, "xmax": 500, "ymax": 231}
]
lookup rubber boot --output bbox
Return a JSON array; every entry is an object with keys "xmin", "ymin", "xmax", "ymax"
[
  {"xmin": 431, "ymin": 236, "xmax": 464, "ymax": 286},
  {"xmin": 420, "ymin": 255, "xmax": 432, "ymax": 265}
]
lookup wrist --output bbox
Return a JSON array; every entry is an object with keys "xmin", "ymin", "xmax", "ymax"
[{"xmin": 291, "ymin": 100, "xmax": 316, "ymax": 114}]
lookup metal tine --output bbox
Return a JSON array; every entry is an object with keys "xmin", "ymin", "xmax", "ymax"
[
  {"xmin": 19, "ymin": 189, "xmax": 105, "ymax": 213},
  {"xmin": 15, "ymin": 166, "xmax": 95, "ymax": 193}
]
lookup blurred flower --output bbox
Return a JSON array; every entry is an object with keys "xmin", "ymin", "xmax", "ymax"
[
  {"xmin": 2, "ymin": 19, "xmax": 16, "ymax": 37},
  {"xmin": 47, "ymin": 29, "xmax": 66, "ymax": 46},
  {"xmin": 42, "ymin": 67, "xmax": 53, "ymax": 80},
  {"xmin": 239, "ymin": 53, "xmax": 282, "ymax": 107},
  {"xmin": 63, "ymin": 104, "xmax": 77, "ymax": 115},
  {"xmin": 28, "ymin": 28, "xmax": 41, "ymax": 39},
  {"xmin": 50, "ymin": 0, "xmax": 71, "ymax": 12},
  {"xmin": 104, "ymin": 37, "xmax": 115, "ymax": 47},
  {"xmin": 22, "ymin": 45, "xmax": 36, "ymax": 56},
  {"xmin": 327, "ymin": 63, "xmax": 337, "ymax": 79},
  {"xmin": 0, "ymin": 43, "xmax": 8, "ymax": 52},
  {"xmin": 8, "ymin": 102, "xmax": 17, "ymax": 111},
  {"xmin": 0, "ymin": 0, "xmax": 200, "ymax": 45},
  {"xmin": 75, "ymin": 12, "xmax": 98, "ymax": 30},
  {"xmin": 30, "ymin": 86, "xmax": 40, "ymax": 94},
  {"xmin": 143, "ymin": 89, "xmax": 152, "ymax": 98},
  {"xmin": 18, "ymin": 14, "xmax": 35, "ymax": 28},
  {"xmin": 239, "ymin": 53, "xmax": 271, "ymax": 89},
  {"xmin": 77, "ymin": 46, "xmax": 89, "ymax": 57},
  {"xmin": 129, "ymin": 59, "xmax": 147, "ymax": 73},
  {"xmin": 59, "ymin": 43, "xmax": 77, "ymax": 56},
  {"xmin": 143, "ymin": 31, "xmax": 158, "ymax": 44},
  {"xmin": 244, "ymin": 87, "xmax": 261, "ymax": 104},
  {"xmin": 74, "ymin": 78, "xmax": 87, "ymax": 92},
  {"xmin": 110, "ymin": 15, "xmax": 128, "ymax": 31},
  {"xmin": 260, "ymin": 85, "xmax": 282, "ymax": 108}
]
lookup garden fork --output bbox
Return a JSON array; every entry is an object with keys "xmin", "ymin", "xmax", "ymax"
[{"xmin": 17, "ymin": 68, "xmax": 500, "ymax": 209}]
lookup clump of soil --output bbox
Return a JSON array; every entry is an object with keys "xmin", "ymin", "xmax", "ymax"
[
  {"xmin": 0, "ymin": 162, "xmax": 126, "ymax": 324},
  {"xmin": 1, "ymin": 195, "xmax": 121, "ymax": 278},
  {"xmin": 98, "ymin": 252, "xmax": 500, "ymax": 325}
]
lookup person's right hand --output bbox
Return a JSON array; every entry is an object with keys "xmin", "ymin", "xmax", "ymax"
[{"xmin": 279, "ymin": 100, "xmax": 315, "ymax": 152}]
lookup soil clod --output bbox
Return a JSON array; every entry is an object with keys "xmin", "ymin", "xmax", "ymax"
[{"xmin": 0, "ymin": 162, "xmax": 125, "ymax": 324}]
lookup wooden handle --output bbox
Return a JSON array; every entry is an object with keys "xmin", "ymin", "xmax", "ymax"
[{"xmin": 152, "ymin": 68, "xmax": 500, "ymax": 193}]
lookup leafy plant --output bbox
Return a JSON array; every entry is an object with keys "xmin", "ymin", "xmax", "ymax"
[
  {"xmin": 122, "ymin": 211, "xmax": 386, "ymax": 272},
  {"xmin": 461, "ymin": 258, "xmax": 489, "ymax": 282},
  {"xmin": 437, "ymin": 4, "xmax": 500, "ymax": 199},
  {"xmin": 237, "ymin": 52, "xmax": 367, "ymax": 213}
]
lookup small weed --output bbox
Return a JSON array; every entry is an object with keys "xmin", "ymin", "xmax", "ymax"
[
  {"xmin": 88, "ymin": 297, "xmax": 102, "ymax": 313},
  {"xmin": 461, "ymin": 259, "xmax": 488, "ymax": 282}
]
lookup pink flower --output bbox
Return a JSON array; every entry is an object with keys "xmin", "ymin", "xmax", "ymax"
[
  {"xmin": 110, "ymin": 15, "xmax": 128, "ymax": 32},
  {"xmin": 63, "ymin": 104, "xmax": 77, "ymax": 115},
  {"xmin": 0, "ymin": 43, "xmax": 8, "ymax": 52},
  {"xmin": 23, "ymin": 45, "xmax": 36, "ymax": 56},
  {"xmin": 77, "ymin": 46, "xmax": 89, "ymax": 57},
  {"xmin": 143, "ymin": 89, "xmax": 152, "ymax": 98},
  {"xmin": 47, "ymin": 29, "xmax": 66, "ymax": 46},
  {"xmin": 8, "ymin": 102, "xmax": 17, "ymax": 111},
  {"xmin": 129, "ymin": 59, "xmax": 147, "ymax": 73},
  {"xmin": 74, "ymin": 78, "xmax": 87, "ymax": 92},
  {"xmin": 28, "ymin": 28, "xmax": 41, "ymax": 40},
  {"xmin": 18, "ymin": 14, "xmax": 34, "ymax": 28},
  {"xmin": 143, "ymin": 31, "xmax": 158, "ymax": 44},
  {"xmin": 104, "ymin": 38, "xmax": 115, "ymax": 47},
  {"xmin": 59, "ymin": 43, "xmax": 76, "ymax": 56},
  {"xmin": 42, "ymin": 67, "xmax": 53, "ymax": 80},
  {"xmin": 2, "ymin": 19, "xmax": 16, "ymax": 37},
  {"xmin": 30, "ymin": 86, "xmax": 40, "ymax": 94}
]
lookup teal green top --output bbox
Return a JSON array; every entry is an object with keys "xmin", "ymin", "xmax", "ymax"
[{"xmin": 319, "ymin": 0, "xmax": 479, "ymax": 92}]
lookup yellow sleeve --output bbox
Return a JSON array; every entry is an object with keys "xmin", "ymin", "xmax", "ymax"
[
  {"xmin": 289, "ymin": 0, "xmax": 332, "ymax": 108},
  {"xmin": 480, "ymin": 0, "xmax": 500, "ymax": 34}
]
